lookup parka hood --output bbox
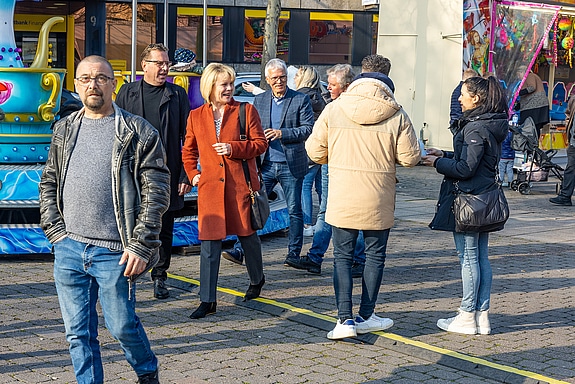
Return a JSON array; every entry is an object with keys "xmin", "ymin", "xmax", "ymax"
[
  {"xmin": 353, "ymin": 72, "xmax": 395, "ymax": 93},
  {"xmin": 336, "ymin": 78, "xmax": 401, "ymax": 125},
  {"xmin": 460, "ymin": 112, "xmax": 509, "ymax": 144}
]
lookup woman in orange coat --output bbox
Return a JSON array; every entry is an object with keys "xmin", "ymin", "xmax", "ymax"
[{"xmin": 182, "ymin": 63, "xmax": 268, "ymax": 319}]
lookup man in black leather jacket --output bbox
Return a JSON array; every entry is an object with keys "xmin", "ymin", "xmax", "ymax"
[{"xmin": 39, "ymin": 56, "xmax": 170, "ymax": 384}]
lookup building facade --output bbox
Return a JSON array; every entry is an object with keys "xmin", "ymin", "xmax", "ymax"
[{"xmin": 14, "ymin": 0, "xmax": 379, "ymax": 88}]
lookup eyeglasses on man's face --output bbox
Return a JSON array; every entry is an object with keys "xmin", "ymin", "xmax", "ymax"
[
  {"xmin": 268, "ymin": 75, "xmax": 287, "ymax": 83},
  {"xmin": 75, "ymin": 74, "xmax": 114, "ymax": 86},
  {"xmin": 145, "ymin": 60, "xmax": 172, "ymax": 68}
]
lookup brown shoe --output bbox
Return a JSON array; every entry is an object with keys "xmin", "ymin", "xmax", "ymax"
[{"xmin": 221, "ymin": 248, "xmax": 244, "ymax": 265}]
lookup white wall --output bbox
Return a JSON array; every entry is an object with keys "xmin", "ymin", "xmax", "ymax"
[{"xmin": 377, "ymin": 0, "xmax": 462, "ymax": 150}]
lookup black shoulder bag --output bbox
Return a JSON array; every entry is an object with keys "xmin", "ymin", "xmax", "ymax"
[
  {"xmin": 239, "ymin": 103, "xmax": 270, "ymax": 230},
  {"xmin": 452, "ymin": 180, "xmax": 509, "ymax": 233},
  {"xmin": 452, "ymin": 131, "xmax": 509, "ymax": 233}
]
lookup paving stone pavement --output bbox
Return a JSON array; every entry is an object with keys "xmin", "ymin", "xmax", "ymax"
[{"xmin": 1, "ymin": 165, "xmax": 574, "ymax": 384}]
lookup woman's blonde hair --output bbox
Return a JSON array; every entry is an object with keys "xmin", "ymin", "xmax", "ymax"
[
  {"xmin": 200, "ymin": 63, "xmax": 236, "ymax": 103},
  {"xmin": 295, "ymin": 66, "xmax": 321, "ymax": 90}
]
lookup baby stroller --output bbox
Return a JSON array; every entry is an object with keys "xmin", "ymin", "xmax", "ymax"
[{"xmin": 509, "ymin": 117, "xmax": 564, "ymax": 195}]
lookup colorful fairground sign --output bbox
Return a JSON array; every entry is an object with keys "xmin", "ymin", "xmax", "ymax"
[{"xmin": 463, "ymin": 0, "xmax": 563, "ymax": 113}]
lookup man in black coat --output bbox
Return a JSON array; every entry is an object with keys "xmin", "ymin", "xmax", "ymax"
[
  {"xmin": 115, "ymin": 43, "xmax": 191, "ymax": 299},
  {"xmin": 450, "ymin": 69, "xmax": 479, "ymax": 128}
]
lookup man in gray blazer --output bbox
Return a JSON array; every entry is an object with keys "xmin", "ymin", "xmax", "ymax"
[{"xmin": 223, "ymin": 58, "xmax": 314, "ymax": 266}]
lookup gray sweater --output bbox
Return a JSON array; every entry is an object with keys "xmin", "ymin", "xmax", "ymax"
[{"xmin": 62, "ymin": 115, "xmax": 123, "ymax": 251}]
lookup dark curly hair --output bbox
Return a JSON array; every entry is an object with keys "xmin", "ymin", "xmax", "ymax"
[{"xmin": 361, "ymin": 55, "xmax": 391, "ymax": 76}]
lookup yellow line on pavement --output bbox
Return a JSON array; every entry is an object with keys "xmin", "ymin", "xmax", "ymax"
[
  {"xmin": 168, "ymin": 272, "xmax": 569, "ymax": 384},
  {"xmin": 378, "ymin": 332, "xmax": 570, "ymax": 384},
  {"xmin": 169, "ymin": 273, "xmax": 336, "ymax": 322}
]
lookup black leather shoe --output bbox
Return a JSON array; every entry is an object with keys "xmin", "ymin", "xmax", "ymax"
[
  {"xmin": 351, "ymin": 262, "xmax": 365, "ymax": 278},
  {"xmin": 138, "ymin": 369, "xmax": 159, "ymax": 384},
  {"xmin": 153, "ymin": 278, "xmax": 169, "ymax": 299},
  {"xmin": 189, "ymin": 302, "xmax": 217, "ymax": 319},
  {"xmin": 549, "ymin": 195, "xmax": 572, "ymax": 206},
  {"xmin": 243, "ymin": 276, "xmax": 265, "ymax": 301},
  {"xmin": 285, "ymin": 256, "xmax": 321, "ymax": 275}
]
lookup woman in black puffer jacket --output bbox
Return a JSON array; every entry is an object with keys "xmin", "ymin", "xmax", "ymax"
[{"xmin": 422, "ymin": 76, "xmax": 509, "ymax": 336}]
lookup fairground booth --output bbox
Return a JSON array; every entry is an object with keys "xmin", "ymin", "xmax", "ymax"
[{"xmin": 464, "ymin": 0, "xmax": 575, "ymax": 150}]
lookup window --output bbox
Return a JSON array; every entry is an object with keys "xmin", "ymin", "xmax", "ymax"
[
  {"xmin": 309, "ymin": 12, "xmax": 353, "ymax": 64},
  {"xmin": 74, "ymin": 4, "xmax": 156, "ymax": 70},
  {"xmin": 244, "ymin": 10, "xmax": 290, "ymax": 63},
  {"xmin": 233, "ymin": 74, "xmax": 261, "ymax": 102},
  {"xmin": 177, "ymin": 7, "xmax": 223, "ymax": 63}
]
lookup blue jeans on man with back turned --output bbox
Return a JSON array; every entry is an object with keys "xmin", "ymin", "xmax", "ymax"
[
  {"xmin": 332, "ymin": 227, "xmax": 390, "ymax": 322},
  {"xmin": 53, "ymin": 237, "xmax": 158, "ymax": 384}
]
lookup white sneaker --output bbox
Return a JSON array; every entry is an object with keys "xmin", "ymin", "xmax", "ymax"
[
  {"xmin": 303, "ymin": 225, "xmax": 314, "ymax": 237},
  {"xmin": 475, "ymin": 310, "xmax": 491, "ymax": 335},
  {"xmin": 327, "ymin": 319, "xmax": 357, "ymax": 340},
  {"xmin": 437, "ymin": 309, "xmax": 477, "ymax": 335},
  {"xmin": 355, "ymin": 314, "xmax": 394, "ymax": 334}
]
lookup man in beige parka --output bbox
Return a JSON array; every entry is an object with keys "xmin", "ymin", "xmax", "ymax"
[{"xmin": 305, "ymin": 74, "xmax": 420, "ymax": 340}]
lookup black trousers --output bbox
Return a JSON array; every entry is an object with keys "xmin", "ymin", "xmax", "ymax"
[
  {"xmin": 199, "ymin": 233, "xmax": 263, "ymax": 303},
  {"xmin": 560, "ymin": 144, "xmax": 575, "ymax": 198},
  {"xmin": 151, "ymin": 210, "xmax": 175, "ymax": 280}
]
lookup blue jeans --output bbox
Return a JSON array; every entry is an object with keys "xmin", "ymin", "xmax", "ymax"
[
  {"xmin": 332, "ymin": 227, "xmax": 390, "ymax": 321},
  {"xmin": 234, "ymin": 161, "xmax": 304, "ymax": 257},
  {"xmin": 498, "ymin": 159, "xmax": 514, "ymax": 184},
  {"xmin": 302, "ymin": 164, "xmax": 322, "ymax": 225},
  {"xmin": 453, "ymin": 231, "xmax": 492, "ymax": 312},
  {"xmin": 53, "ymin": 237, "xmax": 158, "ymax": 383},
  {"xmin": 307, "ymin": 164, "xmax": 365, "ymax": 265}
]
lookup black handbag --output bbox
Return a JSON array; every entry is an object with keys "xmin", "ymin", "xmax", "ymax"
[
  {"xmin": 452, "ymin": 181, "xmax": 509, "ymax": 233},
  {"xmin": 238, "ymin": 103, "xmax": 270, "ymax": 230},
  {"xmin": 247, "ymin": 186, "xmax": 270, "ymax": 230}
]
